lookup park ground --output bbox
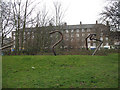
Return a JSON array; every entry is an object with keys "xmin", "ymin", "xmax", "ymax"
[{"xmin": 2, "ymin": 53, "xmax": 119, "ymax": 88}]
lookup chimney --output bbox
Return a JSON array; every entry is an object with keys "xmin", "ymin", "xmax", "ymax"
[
  {"xmin": 96, "ymin": 20, "xmax": 98, "ymax": 24},
  {"xmin": 80, "ymin": 21, "xmax": 82, "ymax": 25},
  {"xmin": 106, "ymin": 21, "xmax": 109, "ymax": 26},
  {"xmin": 64, "ymin": 22, "xmax": 67, "ymax": 26}
]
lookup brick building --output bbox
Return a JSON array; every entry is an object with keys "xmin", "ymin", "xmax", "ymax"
[
  {"xmin": 60, "ymin": 21, "xmax": 110, "ymax": 49},
  {"xmin": 12, "ymin": 21, "xmax": 110, "ymax": 51}
]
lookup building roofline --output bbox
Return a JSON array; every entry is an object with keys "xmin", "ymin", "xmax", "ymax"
[{"xmin": 12, "ymin": 23, "xmax": 107, "ymax": 32}]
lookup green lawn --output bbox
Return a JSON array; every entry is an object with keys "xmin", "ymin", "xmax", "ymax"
[{"xmin": 2, "ymin": 54, "xmax": 118, "ymax": 88}]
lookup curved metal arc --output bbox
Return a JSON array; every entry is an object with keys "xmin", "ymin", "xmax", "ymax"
[
  {"xmin": 49, "ymin": 30, "xmax": 63, "ymax": 56},
  {"xmin": 91, "ymin": 37, "xmax": 103, "ymax": 56},
  {"xmin": 85, "ymin": 34, "xmax": 96, "ymax": 50},
  {"xmin": 0, "ymin": 40, "xmax": 15, "ymax": 50},
  {"xmin": 85, "ymin": 34, "xmax": 92, "ymax": 50},
  {"xmin": 89, "ymin": 34, "xmax": 96, "ymax": 40},
  {"xmin": 86, "ymin": 33, "xmax": 103, "ymax": 55}
]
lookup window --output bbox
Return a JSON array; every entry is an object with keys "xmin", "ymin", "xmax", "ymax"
[
  {"xmin": 101, "ymin": 43, "xmax": 103, "ymax": 47},
  {"xmin": 82, "ymin": 29, "xmax": 85, "ymax": 32},
  {"xmin": 93, "ymin": 43, "xmax": 96, "ymax": 46},
  {"xmin": 82, "ymin": 39, "xmax": 84, "ymax": 42},
  {"xmin": 24, "ymin": 36, "xmax": 26, "ymax": 39},
  {"xmin": 45, "ymin": 47, "xmax": 48, "ymax": 49},
  {"xmin": 106, "ymin": 37, "xmax": 108, "ymax": 41},
  {"xmin": 71, "ymin": 30, "xmax": 73, "ymax": 32},
  {"xmin": 0, "ymin": 10, "xmax": 1, "ymax": 17},
  {"xmin": 66, "ymin": 30, "xmax": 69, "ymax": 33},
  {"xmin": 32, "ymin": 36, "xmax": 34, "ymax": 39},
  {"xmin": 86, "ymin": 33, "xmax": 89, "ymax": 37},
  {"xmin": 13, "ymin": 32, "xmax": 15, "ymax": 36},
  {"xmin": 88, "ymin": 43, "xmax": 91, "ymax": 47},
  {"xmin": 64, "ymin": 46, "xmax": 67, "ymax": 48},
  {"xmin": 50, "ymin": 35, "xmax": 52, "ymax": 37},
  {"xmin": 65, "ymin": 34, "xmax": 69, "ymax": 37},
  {"xmin": 61, "ymin": 31, "xmax": 63, "ymax": 33},
  {"xmin": 88, "ymin": 38, "xmax": 90, "ymax": 41},
  {"xmin": 13, "ymin": 36, "xmax": 15, "ymax": 40},
  {"xmin": 101, "ymin": 33, "xmax": 103, "ymax": 36},
  {"xmin": 76, "ymin": 29, "xmax": 79, "ymax": 32},
  {"xmin": 82, "ymin": 33, "xmax": 85, "ymax": 37},
  {"xmin": 100, "ymin": 37, "xmax": 103, "ymax": 41},
  {"xmin": 71, "ymin": 34, "xmax": 74, "ymax": 37},
  {"xmin": 66, "ymin": 38, "xmax": 69, "ymax": 41},
  {"xmin": 106, "ymin": 43, "xmax": 109, "ymax": 46},
  {"xmin": 87, "ymin": 28, "xmax": 91, "ymax": 32},
  {"xmin": 13, "ymin": 45, "xmax": 15, "ymax": 48},
  {"xmin": 76, "ymin": 34, "xmax": 79, "ymax": 37},
  {"xmin": 27, "ymin": 32, "xmax": 30, "ymax": 35},
  {"xmin": 24, "ymin": 32, "xmax": 26, "ymax": 35},
  {"xmin": 71, "ymin": 38, "xmax": 73, "ymax": 41},
  {"xmin": 0, "ymin": 31, "xmax": 1, "ymax": 36}
]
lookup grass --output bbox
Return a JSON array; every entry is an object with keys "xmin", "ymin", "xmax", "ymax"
[{"xmin": 2, "ymin": 53, "xmax": 119, "ymax": 88}]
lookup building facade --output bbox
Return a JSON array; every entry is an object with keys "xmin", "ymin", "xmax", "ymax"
[{"xmin": 12, "ymin": 21, "xmax": 110, "ymax": 51}]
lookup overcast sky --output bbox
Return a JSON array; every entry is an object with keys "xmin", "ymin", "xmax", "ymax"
[
  {"xmin": 40, "ymin": 0, "xmax": 107, "ymax": 25},
  {"xmin": 5, "ymin": 0, "xmax": 109, "ymax": 26},
  {"xmin": 7, "ymin": 0, "xmax": 108, "ymax": 25}
]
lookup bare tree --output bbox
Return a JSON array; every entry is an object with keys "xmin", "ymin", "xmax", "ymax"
[
  {"xmin": 31, "ymin": 5, "xmax": 54, "ymax": 53},
  {"xmin": 53, "ymin": 1, "xmax": 66, "ymax": 26},
  {"xmin": 21, "ymin": 0, "xmax": 28, "ymax": 49},
  {"xmin": 36, "ymin": 6, "xmax": 49, "ymax": 27},
  {"xmin": 1, "ymin": 2, "xmax": 14, "ymax": 46},
  {"xmin": 99, "ymin": 0, "xmax": 120, "ymax": 47},
  {"xmin": 7, "ymin": 0, "xmax": 41, "ymax": 51},
  {"xmin": 100, "ymin": 0, "xmax": 120, "ymax": 31}
]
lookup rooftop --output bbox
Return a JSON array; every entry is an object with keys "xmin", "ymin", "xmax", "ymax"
[{"xmin": 13, "ymin": 23, "xmax": 108, "ymax": 32}]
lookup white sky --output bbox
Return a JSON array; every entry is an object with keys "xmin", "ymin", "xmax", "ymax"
[
  {"xmin": 40, "ymin": 0, "xmax": 107, "ymax": 25},
  {"xmin": 6, "ymin": 0, "xmax": 108, "ymax": 25}
]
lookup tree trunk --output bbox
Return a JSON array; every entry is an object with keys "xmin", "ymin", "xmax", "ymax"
[{"xmin": 21, "ymin": 0, "xmax": 28, "ymax": 49}]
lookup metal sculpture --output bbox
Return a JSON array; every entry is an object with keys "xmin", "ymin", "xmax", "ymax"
[
  {"xmin": 0, "ymin": 40, "xmax": 14, "ymax": 50},
  {"xmin": 85, "ymin": 34, "xmax": 92, "ymax": 50},
  {"xmin": 86, "ymin": 34, "xmax": 103, "ymax": 56},
  {"xmin": 49, "ymin": 30, "xmax": 63, "ymax": 56}
]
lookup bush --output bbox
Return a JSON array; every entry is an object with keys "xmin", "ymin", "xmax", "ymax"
[{"xmin": 2, "ymin": 48, "xmax": 119, "ymax": 56}]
